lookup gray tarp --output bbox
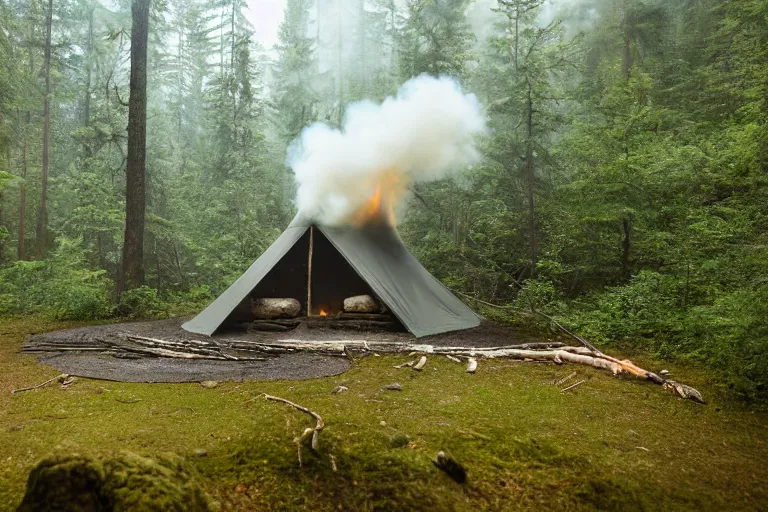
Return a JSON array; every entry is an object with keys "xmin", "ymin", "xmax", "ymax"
[{"xmin": 182, "ymin": 214, "xmax": 481, "ymax": 338}]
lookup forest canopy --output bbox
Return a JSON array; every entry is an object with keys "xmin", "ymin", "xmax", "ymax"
[{"xmin": 0, "ymin": 0, "xmax": 766, "ymax": 401}]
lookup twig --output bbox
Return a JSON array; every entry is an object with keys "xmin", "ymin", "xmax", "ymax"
[
  {"xmin": 264, "ymin": 394, "xmax": 325, "ymax": 467},
  {"xmin": 12, "ymin": 374, "xmax": 69, "ymax": 394},
  {"xmin": 554, "ymin": 371, "xmax": 577, "ymax": 386},
  {"xmin": 560, "ymin": 380, "xmax": 586, "ymax": 393},
  {"xmin": 330, "ymin": 454, "xmax": 338, "ymax": 472}
]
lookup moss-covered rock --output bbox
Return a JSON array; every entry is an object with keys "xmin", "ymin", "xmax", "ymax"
[{"xmin": 17, "ymin": 451, "xmax": 213, "ymax": 512}]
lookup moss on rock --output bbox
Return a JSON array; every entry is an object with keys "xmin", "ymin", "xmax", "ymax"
[{"xmin": 17, "ymin": 451, "xmax": 213, "ymax": 512}]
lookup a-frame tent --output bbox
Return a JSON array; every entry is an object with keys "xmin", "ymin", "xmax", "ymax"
[{"xmin": 182, "ymin": 214, "xmax": 482, "ymax": 338}]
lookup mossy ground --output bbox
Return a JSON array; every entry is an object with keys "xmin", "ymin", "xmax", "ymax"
[{"xmin": 1, "ymin": 316, "xmax": 767, "ymax": 511}]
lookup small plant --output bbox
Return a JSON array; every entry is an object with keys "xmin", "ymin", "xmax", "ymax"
[{"xmin": 116, "ymin": 286, "xmax": 168, "ymax": 319}]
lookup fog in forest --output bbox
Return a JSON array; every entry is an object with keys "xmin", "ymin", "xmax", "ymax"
[{"xmin": 0, "ymin": 0, "xmax": 767, "ymax": 404}]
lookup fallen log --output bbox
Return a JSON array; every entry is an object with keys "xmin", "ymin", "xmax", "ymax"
[
  {"xmin": 306, "ymin": 319, "xmax": 400, "ymax": 332},
  {"xmin": 333, "ymin": 313, "xmax": 395, "ymax": 321},
  {"xmin": 123, "ymin": 334, "xmax": 241, "ymax": 361},
  {"xmin": 250, "ymin": 320, "xmax": 299, "ymax": 332}
]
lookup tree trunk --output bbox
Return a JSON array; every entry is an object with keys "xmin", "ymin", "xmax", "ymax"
[
  {"xmin": 19, "ymin": 110, "xmax": 29, "ymax": 261},
  {"xmin": 621, "ymin": 217, "xmax": 631, "ymax": 279},
  {"xmin": 83, "ymin": 4, "xmax": 93, "ymax": 150},
  {"xmin": 121, "ymin": 0, "xmax": 151, "ymax": 291},
  {"xmin": 514, "ymin": 3, "xmax": 519, "ymax": 71},
  {"xmin": 622, "ymin": 34, "xmax": 632, "ymax": 81},
  {"xmin": 525, "ymin": 80, "xmax": 537, "ymax": 276},
  {"xmin": 36, "ymin": 0, "xmax": 53, "ymax": 258}
]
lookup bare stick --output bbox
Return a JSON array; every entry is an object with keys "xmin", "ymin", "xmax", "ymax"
[
  {"xmin": 12, "ymin": 374, "xmax": 68, "ymax": 394},
  {"xmin": 264, "ymin": 394, "xmax": 325, "ymax": 466},
  {"xmin": 554, "ymin": 371, "xmax": 577, "ymax": 386},
  {"xmin": 560, "ymin": 380, "xmax": 586, "ymax": 393}
]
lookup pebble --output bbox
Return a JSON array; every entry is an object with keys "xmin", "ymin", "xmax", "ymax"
[
  {"xmin": 331, "ymin": 385, "xmax": 348, "ymax": 394},
  {"xmin": 200, "ymin": 381, "xmax": 219, "ymax": 389},
  {"xmin": 384, "ymin": 382, "xmax": 402, "ymax": 391},
  {"xmin": 193, "ymin": 449, "xmax": 208, "ymax": 457}
]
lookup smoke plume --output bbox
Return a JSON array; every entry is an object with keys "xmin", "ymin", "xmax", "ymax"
[{"xmin": 287, "ymin": 75, "xmax": 487, "ymax": 226}]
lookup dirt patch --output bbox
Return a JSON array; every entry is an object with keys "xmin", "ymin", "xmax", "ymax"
[{"xmin": 24, "ymin": 317, "xmax": 536, "ymax": 383}]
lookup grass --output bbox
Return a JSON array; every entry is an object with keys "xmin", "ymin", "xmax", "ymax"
[{"xmin": 1, "ymin": 316, "xmax": 767, "ymax": 511}]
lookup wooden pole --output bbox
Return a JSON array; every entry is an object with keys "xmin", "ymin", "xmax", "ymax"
[{"xmin": 307, "ymin": 226, "xmax": 314, "ymax": 316}]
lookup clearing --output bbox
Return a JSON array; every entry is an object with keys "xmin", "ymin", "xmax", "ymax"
[{"xmin": 1, "ymin": 316, "xmax": 767, "ymax": 511}]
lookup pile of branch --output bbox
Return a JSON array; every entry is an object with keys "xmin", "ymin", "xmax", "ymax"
[{"xmin": 23, "ymin": 330, "xmax": 704, "ymax": 403}]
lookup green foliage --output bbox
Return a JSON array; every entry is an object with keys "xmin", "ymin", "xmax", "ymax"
[
  {"xmin": 0, "ymin": 0, "xmax": 767, "ymax": 403},
  {"xmin": 116, "ymin": 286, "xmax": 168, "ymax": 319},
  {"xmin": 0, "ymin": 239, "xmax": 112, "ymax": 320}
]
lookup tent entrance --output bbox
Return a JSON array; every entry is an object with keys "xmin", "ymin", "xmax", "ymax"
[
  {"xmin": 308, "ymin": 226, "xmax": 377, "ymax": 316},
  {"xmin": 223, "ymin": 226, "xmax": 399, "ymax": 328}
]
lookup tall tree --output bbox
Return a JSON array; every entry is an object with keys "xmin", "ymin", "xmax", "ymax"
[
  {"xmin": 271, "ymin": 0, "xmax": 317, "ymax": 144},
  {"xmin": 36, "ymin": 0, "xmax": 53, "ymax": 257},
  {"xmin": 122, "ymin": 0, "xmax": 150, "ymax": 291}
]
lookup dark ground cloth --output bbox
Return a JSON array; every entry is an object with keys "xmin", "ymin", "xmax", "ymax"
[{"xmin": 24, "ymin": 318, "xmax": 538, "ymax": 383}]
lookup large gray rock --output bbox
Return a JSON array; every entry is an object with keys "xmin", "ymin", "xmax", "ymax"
[
  {"xmin": 343, "ymin": 294, "xmax": 379, "ymax": 313},
  {"xmin": 251, "ymin": 298, "xmax": 301, "ymax": 319}
]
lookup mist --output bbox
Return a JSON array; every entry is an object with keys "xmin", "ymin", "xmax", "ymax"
[{"xmin": 287, "ymin": 75, "xmax": 487, "ymax": 226}]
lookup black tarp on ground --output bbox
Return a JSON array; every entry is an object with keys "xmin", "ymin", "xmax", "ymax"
[{"xmin": 182, "ymin": 214, "xmax": 481, "ymax": 338}]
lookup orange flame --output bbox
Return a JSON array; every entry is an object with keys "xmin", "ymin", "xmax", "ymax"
[
  {"xmin": 318, "ymin": 309, "xmax": 328, "ymax": 317},
  {"xmin": 351, "ymin": 169, "xmax": 407, "ymax": 226}
]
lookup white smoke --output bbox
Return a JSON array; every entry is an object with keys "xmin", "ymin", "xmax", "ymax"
[
  {"xmin": 287, "ymin": 75, "xmax": 487, "ymax": 226},
  {"xmin": 537, "ymin": 0, "xmax": 600, "ymax": 34}
]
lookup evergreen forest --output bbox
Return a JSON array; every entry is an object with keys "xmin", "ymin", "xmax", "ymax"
[{"xmin": 0, "ymin": 0, "xmax": 766, "ymax": 403}]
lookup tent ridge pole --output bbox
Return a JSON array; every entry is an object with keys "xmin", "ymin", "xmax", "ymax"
[{"xmin": 307, "ymin": 226, "xmax": 314, "ymax": 316}]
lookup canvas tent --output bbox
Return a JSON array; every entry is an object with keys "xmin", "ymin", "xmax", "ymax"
[{"xmin": 182, "ymin": 214, "xmax": 481, "ymax": 338}]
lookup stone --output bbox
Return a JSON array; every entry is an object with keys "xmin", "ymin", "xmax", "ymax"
[
  {"xmin": 331, "ymin": 385, "xmax": 348, "ymax": 395},
  {"xmin": 251, "ymin": 298, "xmax": 301, "ymax": 319},
  {"xmin": 384, "ymin": 383, "xmax": 402, "ymax": 391},
  {"xmin": 343, "ymin": 294, "xmax": 379, "ymax": 313}
]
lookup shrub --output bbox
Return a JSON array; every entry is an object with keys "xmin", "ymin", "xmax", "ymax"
[
  {"xmin": 116, "ymin": 286, "xmax": 168, "ymax": 319},
  {"xmin": 0, "ymin": 239, "xmax": 113, "ymax": 320}
]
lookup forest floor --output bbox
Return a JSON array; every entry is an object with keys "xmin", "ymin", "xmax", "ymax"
[
  {"xmin": 22, "ymin": 317, "xmax": 544, "ymax": 382},
  {"xmin": 2, "ymin": 316, "xmax": 768, "ymax": 511}
]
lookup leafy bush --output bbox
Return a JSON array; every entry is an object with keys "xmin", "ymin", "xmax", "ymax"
[
  {"xmin": 0, "ymin": 239, "xmax": 113, "ymax": 320},
  {"xmin": 513, "ymin": 278, "xmax": 560, "ymax": 310},
  {"xmin": 116, "ymin": 286, "xmax": 168, "ymax": 319},
  {"xmin": 166, "ymin": 285, "xmax": 215, "ymax": 316}
]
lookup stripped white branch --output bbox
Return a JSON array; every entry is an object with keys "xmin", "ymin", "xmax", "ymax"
[{"xmin": 264, "ymin": 394, "xmax": 325, "ymax": 466}]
